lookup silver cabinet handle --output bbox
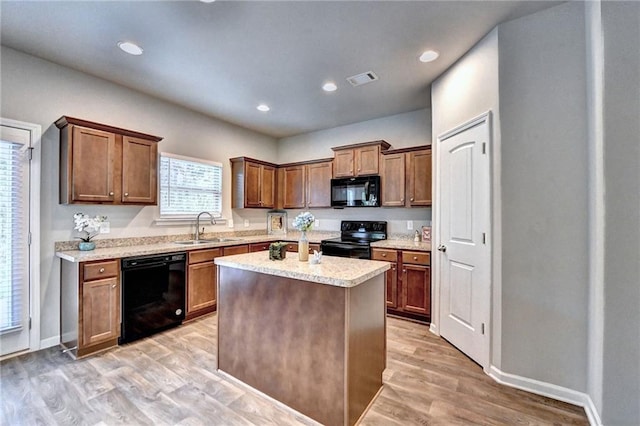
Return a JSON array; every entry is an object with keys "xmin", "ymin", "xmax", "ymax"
[
  {"xmin": 124, "ymin": 192, "xmax": 129, "ymax": 197},
  {"xmin": 99, "ymin": 268, "xmax": 105, "ymax": 273},
  {"xmin": 112, "ymin": 284, "xmax": 116, "ymax": 288},
  {"xmin": 109, "ymin": 191, "xmax": 114, "ymax": 196},
  {"xmin": 437, "ymin": 244, "xmax": 447, "ymax": 252}
]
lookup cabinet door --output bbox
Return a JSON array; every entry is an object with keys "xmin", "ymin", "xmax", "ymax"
[
  {"xmin": 283, "ymin": 165, "xmax": 306, "ymax": 209},
  {"xmin": 306, "ymin": 161, "xmax": 332, "ymax": 208},
  {"xmin": 244, "ymin": 162, "xmax": 263, "ymax": 207},
  {"xmin": 260, "ymin": 165, "xmax": 276, "ymax": 208},
  {"xmin": 407, "ymin": 149, "xmax": 432, "ymax": 206},
  {"xmin": 81, "ymin": 276, "xmax": 120, "ymax": 347},
  {"xmin": 333, "ymin": 150, "xmax": 354, "ymax": 177},
  {"xmin": 381, "ymin": 153, "xmax": 406, "ymax": 207},
  {"xmin": 223, "ymin": 245, "xmax": 249, "ymax": 256},
  {"xmin": 122, "ymin": 136, "xmax": 158, "ymax": 204},
  {"xmin": 401, "ymin": 264, "xmax": 431, "ymax": 316},
  {"xmin": 355, "ymin": 146, "xmax": 380, "ymax": 176},
  {"xmin": 71, "ymin": 126, "xmax": 116, "ymax": 202},
  {"xmin": 187, "ymin": 261, "xmax": 216, "ymax": 313},
  {"xmin": 386, "ymin": 263, "xmax": 399, "ymax": 309}
]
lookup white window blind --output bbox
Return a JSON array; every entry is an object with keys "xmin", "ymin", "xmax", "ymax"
[
  {"xmin": 159, "ymin": 152, "xmax": 222, "ymax": 218},
  {"xmin": 0, "ymin": 139, "xmax": 28, "ymax": 333}
]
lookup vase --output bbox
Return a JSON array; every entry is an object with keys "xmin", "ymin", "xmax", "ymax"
[
  {"xmin": 298, "ymin": 231, "xmax": 309, "ymax": 261},
  {"xmin": 78, "ymin": 241, "xmax": 96, "ymax": 251}
]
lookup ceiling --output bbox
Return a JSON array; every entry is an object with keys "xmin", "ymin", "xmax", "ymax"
[{"xmin": 0, "ymin": 1, "xmax": 561, "ymax": 138}]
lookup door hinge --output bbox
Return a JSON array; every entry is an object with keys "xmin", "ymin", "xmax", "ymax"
[
  {"xmin": 482, "ymin": 233, "xmax": 486, "ymax": 244},
  {"xmin": 481, "ymin": 323, "xmax": 485, "ymax": 335},
  {"xmin": 482, "ymin": 142, "xmax": 486, "ymax": 154},
  {"xmin": 28, "ymin": 146, "xmax": 34, "ymax": 161},
  {"xmin": 29, "ymin": 317, "xmax": 32, "ymax": 330},
  {"xmin": 28, "ymin": 232, "xmax": 32, "ymax": 246}
]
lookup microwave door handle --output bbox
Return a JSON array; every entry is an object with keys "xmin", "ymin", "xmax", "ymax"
[{"xmin": 364, "ymin": 181, "xmax": 369, "ymax": 200}]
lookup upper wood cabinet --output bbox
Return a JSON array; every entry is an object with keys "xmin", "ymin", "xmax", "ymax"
[
  {"xmin": 56, "ymin": 116, "xmax": 162, "ymax": 205},
  {"xmin": 331, "ymin": 140, "xmax": 390, "ymax": 177},
  {"xmin": 230, "ymin": 157, "xmax": 277, "ymax": 209},
  {"xmin": 277, "ymin": 159, "xmax": 333, "ymax": 209},
  {"xmin": 381, "ymin": 145, "xmax": 432, "ymax": 207}
]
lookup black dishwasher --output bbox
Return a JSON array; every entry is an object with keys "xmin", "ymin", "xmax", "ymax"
[{"xmin": 120, "ymin": 252, "xmax": 186, "ymax": 344}]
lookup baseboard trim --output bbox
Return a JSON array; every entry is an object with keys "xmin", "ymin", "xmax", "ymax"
[
  {"xmin": 39, "ymin": 335, "xmax": 60, "ymax": 350},
  {"xmin": 488, "ymin": 365, "xmax": 602, "ymax": 426}
]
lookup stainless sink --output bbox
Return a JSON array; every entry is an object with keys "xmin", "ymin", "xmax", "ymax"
[{"xmin": 174, "ymin": 238, "xmax": 239, "ymax": 245}]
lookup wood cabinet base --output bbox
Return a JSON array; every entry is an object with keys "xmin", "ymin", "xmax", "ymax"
[{"xmin": 217, "ymin": 267, "xmax": 385, "ymax": 426}]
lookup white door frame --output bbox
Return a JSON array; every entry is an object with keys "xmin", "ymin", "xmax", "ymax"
[
  {"xmin": 431, "ymin": 111, "xmax": 496, "ymax": 373},
  {"xmin": 0, "ymin": 117, "xmax": 41, "ymax": 357}
]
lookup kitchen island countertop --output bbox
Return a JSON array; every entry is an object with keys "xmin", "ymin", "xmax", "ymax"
[{"xmin": 214, "ymin": 251, "xmax": 390, "ymax": 288}]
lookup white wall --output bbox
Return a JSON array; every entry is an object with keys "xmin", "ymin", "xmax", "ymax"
[
  {"xmin": 433, "ymin": 0, "xmax": 591, "ymax": 398},
  {"xmin": 430, "ymin": 28, "xmax": 502, "ymax": 365},
  {"xmin": 497, "ymin": 1, "xmax": 589, "ymax": 393},
  {"xmin": 0, "ymin": 46, "xmax": 278, "ymax": 344},
  {"xmin": 277, "ymin": 109, "xmax": 431, "ymax": 163},
  {"xmin": 600, "ymin": 1, "xmax": 640, "ymax": 423}
]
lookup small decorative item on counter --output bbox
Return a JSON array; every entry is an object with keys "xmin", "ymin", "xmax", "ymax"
[
  {"xmin": 269, "ymin": 242, "xmax": 287, "ymax": 260},
  {"xmin": 414, "ymin": 230, "xmax": 421, "ymax": 242},
  {"xmin": 309, "ymin": 250, "xmax": 323, "ymax": 265},
  {"xmin": 421, "ymin": 225, "xmax": 431, "ymax": 243},
  {"xmin": 73, "ymin": 212, "xmax": 107, "ymax": 251},
  {"xmin": 292, "ymin": 211, "xmax": 315, "ymax": 262}
]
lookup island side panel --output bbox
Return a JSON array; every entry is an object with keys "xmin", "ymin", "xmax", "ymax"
[
  {"xmin": 346, "ymin": 274, "xmax": 386, "ymax": 425},
  {"xmin": 217, "ymin": 266, "xmax": 347, "ymax": 426}
]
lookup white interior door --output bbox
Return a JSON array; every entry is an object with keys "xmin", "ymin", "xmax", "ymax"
[
  {"xmin": 437, "ymin": 113, "xmax": 491, "ymax": 368},
  {"xmin": 0, "ymin": 123, "xmax": 32, "ymax": 357}
]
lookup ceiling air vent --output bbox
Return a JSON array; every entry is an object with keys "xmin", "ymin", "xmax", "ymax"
[{"xmin": 346, "ymin": 71, "xmax": 379, "ymax": 87}]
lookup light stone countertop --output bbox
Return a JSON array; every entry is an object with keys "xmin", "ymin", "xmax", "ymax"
[
  {"xmin": 215, "ymin": 251, "xmax": 390, "ymax": 288},
  {"xmin": 371, "ymin": 239, "xmax": 432, "ymax": 252},
  {"xmin": 55, "ymin": 232, "xmax": 338, "ymax": 263}
]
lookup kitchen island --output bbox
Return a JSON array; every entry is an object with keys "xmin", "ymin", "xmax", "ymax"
[{"xmin": 214, "ymin": 252, "xmax": 390, "ymax": 426}]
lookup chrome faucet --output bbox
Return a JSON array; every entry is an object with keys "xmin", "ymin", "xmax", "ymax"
[{"xmin": 195, "ymin": 211, "xmax": 216, "ymax": 241}]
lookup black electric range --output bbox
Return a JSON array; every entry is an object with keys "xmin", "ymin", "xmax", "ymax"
[{"xmin": 320, "ymin": 220, "xmax": 387, "ymax": 259}]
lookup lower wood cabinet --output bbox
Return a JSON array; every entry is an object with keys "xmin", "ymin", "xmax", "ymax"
[
  {"xmin": 186, "ymin": 248, "xmax": 221, "ymax": 321},
  {"xmin": 284, "ymin": 241, "xmax": 321, "ymax": 254},
  {"xmin": 372, "ymin": 248, "xmax": 431, "ymax": 323},
  {"xmin": 223, "ymin": 244, "xmax": 249, "ymax": 256},
  {"xmin": 60, "ymin": 258, "xmax": 121, "ymax": 358}
]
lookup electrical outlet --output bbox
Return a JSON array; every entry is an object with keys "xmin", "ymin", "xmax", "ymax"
[
  {"xmin": 227, "ymin": 219, "xmax": 234, "ymax": 228},
  {"xmin": 99, "ymin": 222, "xmax": 110, "ymax": 234},
  {"xmin": 407, "ymin": 220, "xmax": 413, "ymax": 230},
  {"xmin": 314, "ymin": 219, "xmax": 320, "ymax": 228},
  {"xmin": 244, "ymin": 219, "xmax": 250, "ymax": 227}
]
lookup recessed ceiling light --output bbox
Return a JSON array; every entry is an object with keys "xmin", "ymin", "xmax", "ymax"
[
  {"xmin": 257, "ymin": 104, "xmax": 270, "ymax": 112},
  {"xmin": 117, "ymin": 41, "xmax": 143, "ymax": 56},
  {"xmin": 419, "ymin": 50, "xmax": 439, "ymax": 63},
  {"xmin": 322, "ymin": 82, "xmax": 338, "ymax": 92},
  {"xmin": 200, "ymin": 0, "xmax": 216, "ymax": 3}
]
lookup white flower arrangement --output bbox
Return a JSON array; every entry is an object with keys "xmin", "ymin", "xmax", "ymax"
[
  {"xmin": 73, "ymin": 213, "xmax": 107, "ymax": 242},
  {"xmin": 292, "ymin": 211, "xmax": 315, "ymax": 232}
]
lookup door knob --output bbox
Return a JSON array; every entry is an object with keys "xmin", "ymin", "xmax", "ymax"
[{"xmin": 437, "ymin": 244, "xmax": 447, "ymax": 252}]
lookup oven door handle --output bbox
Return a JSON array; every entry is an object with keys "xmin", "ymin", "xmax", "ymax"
[{"xmin": 322, "ymin": 242, "xmax": 366, "ymax": 251}]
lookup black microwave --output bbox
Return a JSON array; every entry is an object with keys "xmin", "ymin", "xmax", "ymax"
[{"xmin": 331, "ymin": 175, "xmax": 381, "ymax": 207}]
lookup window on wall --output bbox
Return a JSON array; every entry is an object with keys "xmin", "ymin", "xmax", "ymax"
[{"xmin": 159, "ymin": 152, "xmax": 222, "ymax": 219}]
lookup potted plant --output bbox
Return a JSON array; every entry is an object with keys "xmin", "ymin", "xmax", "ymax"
[
  {"xmin": 73, "ymin": 213, "xmax": 107, "ymax": 251},
  {"xmin": 292, "ymin": 211, "xmax": 314, "ymax": 261}
]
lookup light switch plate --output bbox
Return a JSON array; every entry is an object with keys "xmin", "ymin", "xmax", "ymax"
[
  {"xmin": 244, "ymin": 219, "xmax": 250, "ymax": 227},
  {"xmin": 227, "ymin": 219, "xmax": 234, "ymax": 228},
  {"xmin": 314, "ymin": 219, "xmax": 320, "ymax": 228},
  {"xmin": 407, "ymin": 220, "xmax": 413, "ymax": 230}
]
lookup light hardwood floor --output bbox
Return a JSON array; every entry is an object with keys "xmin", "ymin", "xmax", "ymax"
[{"xmin": 1, "ymin": 314, "xmax": 588, "ymax": 425}]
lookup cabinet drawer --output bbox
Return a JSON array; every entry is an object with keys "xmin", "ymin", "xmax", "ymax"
[
  {"xmin": 401, "ymin": 251, "xmax": 430, "ymax": 265},
  {"xmin": 83, "ymin": 260, "xmax": 119, "ymax": 281},
  {"xmin": 250, "ymin": 242, "xmax": 271, "ymax": 252},
  {"xmin": 371, "ymin": 248, "xmax": 398, "ymax": 262},
  {"xmin": 189, "ymin": 248, "xmax": 222, "ymax": 264},
  {"xmin": 223, "ymin": 245, "xmax": 249, "ymax": 256}
]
